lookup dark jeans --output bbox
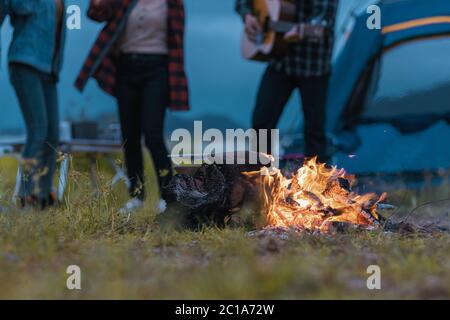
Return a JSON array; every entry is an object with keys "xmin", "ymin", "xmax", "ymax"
[
  {"xmin": 115, "ymin": 53, "xmax": 172, "ymax": 200},
  {"xmin": 253, "ymin": 66, "xmax": 330, "ymax": 162},
  {"xmin": 9, "ymin": 63, "xmax": 59, "ymax": 200}
]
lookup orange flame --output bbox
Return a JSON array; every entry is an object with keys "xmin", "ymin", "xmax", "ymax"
[{"xmin": 244, "ymin": 158, "xmax": 386, "ymax": 233}]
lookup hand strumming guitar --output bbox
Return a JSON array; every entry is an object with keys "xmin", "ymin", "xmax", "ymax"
[{"xmin": 244, "ymin": 14, "xmax": 262, "ymax": 43}]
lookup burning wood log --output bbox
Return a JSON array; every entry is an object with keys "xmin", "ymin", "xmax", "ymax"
[{"xmin": 242, "ymin": 158, "xmax": 389, "ymax": 233}]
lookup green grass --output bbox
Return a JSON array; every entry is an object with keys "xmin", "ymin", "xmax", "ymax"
[{"xmin": 0, "ymin": 156, "xmax": 449, "ymax": 299}]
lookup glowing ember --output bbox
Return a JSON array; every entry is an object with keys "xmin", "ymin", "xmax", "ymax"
[{"xmin": 244, "ymin": 158, "xmax": 387, "ymax": 233}]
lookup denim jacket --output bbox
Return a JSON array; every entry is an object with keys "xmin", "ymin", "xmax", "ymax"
[{"xmin": 6, "ymin": 0, "xmax": 66, "ymax": 76}]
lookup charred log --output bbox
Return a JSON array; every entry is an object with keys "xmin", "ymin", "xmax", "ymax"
[{"xmin": 163, "ymin": 161, "xmax": 263, "ymax": 229}]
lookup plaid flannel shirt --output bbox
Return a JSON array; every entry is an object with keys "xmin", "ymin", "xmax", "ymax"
[
  {"xmin": 75, "ymin": 0, "xmax": 189, "ymax": 111},
  {"xmin": 236, "ymin": 0, "xmax": 338, "ymax": 77}
]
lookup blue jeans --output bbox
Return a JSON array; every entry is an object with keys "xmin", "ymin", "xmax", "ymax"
[{"xmin": 9, "ymin": 63, "xmax": 59, "ymax": 201}]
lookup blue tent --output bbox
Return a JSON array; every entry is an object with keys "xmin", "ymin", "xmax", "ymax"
[{"xmin": 327, "ymin": 0, "xmax": 450, "ymax": 173}]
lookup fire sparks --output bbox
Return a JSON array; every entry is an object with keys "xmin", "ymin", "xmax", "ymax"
[{"xmin": 244, "ymin": 158, "xmax": 387, "ymax": 233}]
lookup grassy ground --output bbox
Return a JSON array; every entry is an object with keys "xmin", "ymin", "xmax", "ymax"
[{"xmin": 0, "ymin": 156, "xmax": 449, "ymax": 299}]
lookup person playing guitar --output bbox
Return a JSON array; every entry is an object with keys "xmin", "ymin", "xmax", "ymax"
[{"xmin": 236, "ymin": 0, "xmax": 339, "ymax": 162}]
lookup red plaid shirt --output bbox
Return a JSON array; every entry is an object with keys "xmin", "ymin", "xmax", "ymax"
[{"xmin": 75, "ymin": 0, "xmax": 189, "ymax": 111}]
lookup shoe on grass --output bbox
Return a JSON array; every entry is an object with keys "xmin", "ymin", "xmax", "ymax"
[
  {"xmin": 119, "ymin": 198, "xmax": 144, "ymax": 215},
  {"xmin": 155, "ymin": 198, "xmax": 167, "ymax": 215}
]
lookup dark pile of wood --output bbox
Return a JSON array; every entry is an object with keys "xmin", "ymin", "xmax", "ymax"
[{"xmin": 163, "ymin": 160, "xmax": 263, "ymax": 229}]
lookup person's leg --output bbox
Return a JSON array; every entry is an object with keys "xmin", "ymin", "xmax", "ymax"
[
  {"xmin": 139, "ymin": 56, "xmax": 172, "ymax": 193},
  {"xmin": 40, "ymin": 74, "xmax": 59, "ymax": 204},
  {"xmin": 115, "ymin": 57, "xmax": 145, "ymax": 200},
  {"xmin": 9, "ymin": 64, "xmax": 48, "ymax": 203},
  {"xmin": 252, "ymin": 66, "xmax": 295, "ymax": 155},
  {"xmin": 297, "ymin": 74, "xmax": 330, "ymax": 162}
]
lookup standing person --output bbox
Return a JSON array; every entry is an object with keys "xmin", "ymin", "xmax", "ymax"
[
  {"xmin": 236, "ymin": 0, "xmax": 338, "ymax": 162},
  {"xmin": 7, "ymin": 0, "xmax": 65, "ymax": 209},
  {"xmin": 75, "ymin": 0, "xmax": 190, "ymax": 214}
]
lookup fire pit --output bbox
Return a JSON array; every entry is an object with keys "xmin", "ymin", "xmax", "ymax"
[{"xmin": 164, "ymin": 152, "xmax": 391, "ymax": 233}]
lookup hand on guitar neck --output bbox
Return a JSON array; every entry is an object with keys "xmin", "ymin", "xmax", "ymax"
[
  {"xmin": 284, "ymin": 25, "xmax": 303, "ymax": 43},
  {"xmin": 284, "ymin": 22, "xmax": 326, "ymax": 43}
]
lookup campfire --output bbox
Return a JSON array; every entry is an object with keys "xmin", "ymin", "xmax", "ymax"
[
  {"xmin": 244, "ymin": 158, "xmax": 387, "ymax": 233},
  {"xmin": 165, "ymin": 153, "xmax": 389, "ymax": 234}
]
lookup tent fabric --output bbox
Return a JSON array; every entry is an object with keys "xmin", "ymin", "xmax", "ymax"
[
  {"xmin": 359, "ymin": 34, "xmax": 450, "ymax": 132},
  {"xmin": 334, "ymin": 121, "xmax": 450, "ymax": 174},
  {"xmin": 327, "ymin": 0, "xmax": 450, "ymax": 133}
]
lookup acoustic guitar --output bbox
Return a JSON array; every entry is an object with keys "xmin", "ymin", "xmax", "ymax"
[{"xmin": 241, "ymin": 0, "xmax": 326, "ymax": 62}]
